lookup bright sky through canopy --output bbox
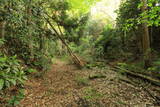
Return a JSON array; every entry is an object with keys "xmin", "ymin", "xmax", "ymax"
[
  {"xmin": 91, "ymin": 0, "xmax": 121, "ymax": 20},
  {"xmin": 68, "ymin": 0, "xmax": 100, "ymax": 15}
]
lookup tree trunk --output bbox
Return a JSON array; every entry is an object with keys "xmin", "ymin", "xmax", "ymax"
[
  {"xmin": 0, "ymin": 21, "xmax": 6, "ymax": 51},
  {"xmin": 26, "ymin": 0, "xmax": 33, "ymax": 57},
  {"xmin": 140, "ymin": 0, "xmax": 151, "ymax": 68},
  {"xmin": 44, "ymin": 16, "xmax": 85, "ymax": 67},
  {"xmin": 0, "ymin": 21, "xmax": 6, "ymax": 38}
]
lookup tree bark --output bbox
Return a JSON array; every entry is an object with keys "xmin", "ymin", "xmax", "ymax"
[
  {"xmin": 44, "ymin": 16, "xmax": 85, "ymax": 67},
  {"xmin": 26, "ymin": 0, "xmax": 33, "ymax": 57},
  {"xmin": 140, "ymin": 0, "xmax": 151, "ymax": 68},
  {"xmin": 0, "ymin": 21, "xmax": 6, "ymax": 38}
]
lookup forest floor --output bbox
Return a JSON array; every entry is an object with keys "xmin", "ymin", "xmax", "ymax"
[{"xmin": 17, "ymin": 60, "xmax": 157, "ymax": 107}]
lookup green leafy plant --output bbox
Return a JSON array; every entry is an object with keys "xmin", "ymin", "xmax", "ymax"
[
  {"xmin": 0, "ymin": 38, "xmax": 5, "ymax": 47},
  {"xmin": 7, "ymin": 88, "xmax": 25, "ymax": 106},
  {"xmin": 75, "ymin": 76, "xmax": 89, "ymax": 86},
  {"xmin": 147, "ymin": 59, "xmax": 160, "ymax": 78},
  {"xmin": 83, "ymin": 87, "xmax": 103, "ymax": 100},
  {"xmin": 25, "ymin": 68, "xmax": 37, "ymax": 74},
  {"xmin": 32, "ymin": 52, "xmax": 52, "ymax": 71},
  {"xmin": 117, "ymin": 62, "xmax": 145, "ymax": 73},
  {"xmin": 0, "ymin": 79, "xmax": 4, "ymax": 90},
  {"xmin": 0, "ymin": 54, "xmax": 27, "ymax": 90}
]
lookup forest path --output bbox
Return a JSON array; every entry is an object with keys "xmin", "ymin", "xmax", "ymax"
[{"xmin": 18, "ymin": 60, "xmax": 154, "ymax": 107}]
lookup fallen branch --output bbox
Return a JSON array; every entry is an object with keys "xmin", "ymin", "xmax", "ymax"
[
  {"xmin": 44, "ymin": 15, "xmax": 85, "ymax": 67},
  {"xmin": 111, "ymin": 65, "xmax": 160, "ymax": 87},
  {"xmin": 117, "ymin": 66, "xmax": 160, "ymax": 86},
  {"xmin": 119, "ymin": 76, "xmax": 160, "ymax": 105},
  {"xmin": 88, "ymin": 74, "xmax": 106, "ymax": 80}
]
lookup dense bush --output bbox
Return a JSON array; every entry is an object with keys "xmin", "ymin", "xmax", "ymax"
[
  {"xmin": 93, "ymin": 25, "xmax": 128, "ymax": 60},
  {"xmin": 0, "ymin": 54, "xmax": 27, "ymax": 90}
]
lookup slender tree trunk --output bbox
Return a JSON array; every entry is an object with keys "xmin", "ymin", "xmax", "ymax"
[
  {"xmin": 0, "ymin": 21, "xmax": 6, "ymax": 38},
  {"xmin": 26, "ymin": 0, "xmax": 33, "ymax": 57},
  {"xmin": 39, "ymin": 34, "xmax": 44, "ymax": 52},
  {"xmin": 0, "ymin": 21, "xmax": 6, "ymax": 52},
  {"xmin": 140, "ymin": 0, "xmax": 151, "ymax": 68},
  {"xmin": 150, "ymin": 27, "xmax": 153, "ymax": 47},
  {"xmin": 45, "ymin": 16, "xmax": 85, "ymax": 67}
]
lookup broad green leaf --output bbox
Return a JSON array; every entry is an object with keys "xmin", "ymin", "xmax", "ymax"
[
  {"xmin": 0, "ymin": 79, "xmax": 4, "ymax": 90},
  {"xmin": 7, "ymin": 79, "xmax": 17, "ymax": 86},
  {"xmin": 0, "ymin": 57, "xmax": 7, "ymax": 63},
  {"xmin": 27, "ymin": 68, "xmax": 37, "ymax": 73},
  {"xmin": 5, "ymin": 81, "xmax": 11, "ymax": 88}
]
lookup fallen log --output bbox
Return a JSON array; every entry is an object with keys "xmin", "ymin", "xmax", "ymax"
[
  {"xmin": 44, "ymin": 15, "xmax": 85, "ymax": 67},
  {"xmin": 119, "ymin": 77, "xmax": 160, "ymax": 105},
  {"xmin": 111, "ymin": 66, "xmax": 160, "ymax": 87},
  {"xmin": 119, "ymin": 77, "xmax": 137, "ymax": 87},
  {"xmin": 88, "ymin": 74, "xmax": 106, "ymax": 80}
]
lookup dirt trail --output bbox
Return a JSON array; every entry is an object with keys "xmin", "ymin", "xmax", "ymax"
[{"xmin": 18, "ymin": 60, "xmax": 155, "ymax": 107}]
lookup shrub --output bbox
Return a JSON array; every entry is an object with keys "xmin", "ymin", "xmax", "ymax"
[{"xmin": 0, "ymin": 54, "xmax": 27, "ymax": 90}]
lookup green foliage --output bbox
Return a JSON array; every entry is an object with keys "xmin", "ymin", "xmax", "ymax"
[
  {"xmin": 147, "ymin": 59, "xmax": 160, "ymax": 74},
  {"xmin": 7, "ymin": 88, "xmax": 25, "ymax": 106},
  {"xmin": 94, "ymin": 25, "xmax": 126, "ymax": 60},
  {"xmin": 0, "ymin": 79, "xmax": 4, "ymax": 90},
  {"xmin": 0, "ymin": 0, "xmax": 100, "ymax": 71},
  {"xmin": 0, "ymin": 54, "xmax": 27, "ymax": 90},
  {"xmin": 25, "ymin": 68, "xmax": 37, "ymax": 74},
  {"xmin": 83, "ymin": 87, "xmax": 103, "ymax": 100},
  {"xmin": 116, "ymin": 0, "xmax": 141, "ymax": 32},
  {"xmin": 117, "ymin": 0, "xmax": 160, "ymax": 32},
  {"xmin": 0, "ymin": 0, "xmax": 55, "ymax": 70},
  {"xmin": 0, "ymin": 0, "xmax": 106, "ymax": 105},
  {"xmin": 68, "ymin": 0, "xmax": 100, "ymax": 16},
  {"xmin": 0, "ymin": 38, "xmax": 5, "ymax": 47},
  {"xmin": 32, "ymin": 52, "xmax": 52, "ymax": 71},
  {"xmin": 153, "ymin": 59, "xmax": 160, "ymax": 65},
  {"xmin": 114, "ymin": 0, "xmax": 160, "ymax": 61},
  {"xmin": 139, "ymin": 0, "xmax": 160, "ymax": 26},
  {"xmin": 75, "ymin": 76, "xmax": 89, "ymax": 86},
  {"xmin": 68, "ymin": 36, "xmax": 94, "ymax": 63},
  {"xmin": 117, "ymin": 62, "xmax": 145, "ymax": 73}
]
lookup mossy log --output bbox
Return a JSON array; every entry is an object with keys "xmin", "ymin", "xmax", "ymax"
[{"xmin": 111, "ymin": 66, "xmax": 160, "ymax": 87}]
